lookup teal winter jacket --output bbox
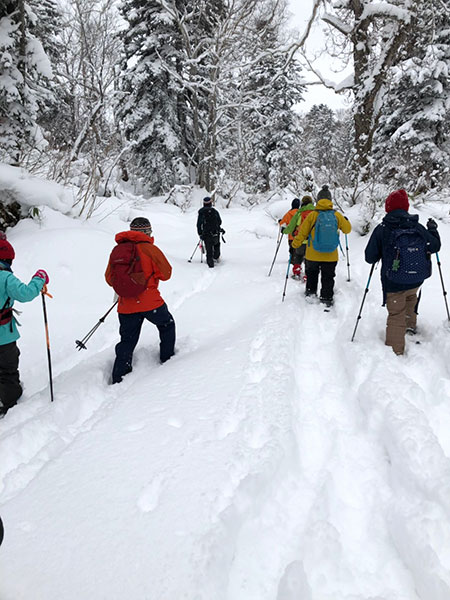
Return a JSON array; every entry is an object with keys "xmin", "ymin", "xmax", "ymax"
[{"xmin": 0, "ymin": 263, "xmax": 45, "ymax": 346}]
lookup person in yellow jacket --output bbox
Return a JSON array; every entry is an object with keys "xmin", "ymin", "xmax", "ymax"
[{"xmin": 292, "ymin": 185, "xmax": 351, "ymax": 307}]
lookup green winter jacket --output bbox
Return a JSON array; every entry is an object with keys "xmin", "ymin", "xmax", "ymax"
[
  {"xmin": 283, "ymin": 203, "xmax": 315, "ymax": 236},
  {"xmin": 0, "ymin": 264, "xmax": 44, "ymax": 346}
]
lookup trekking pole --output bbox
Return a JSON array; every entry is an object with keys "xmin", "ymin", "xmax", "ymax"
[
  {"xmin": 41, "ymin": 288, "xmax": 54, "ymax": 402},
  {"xmin": 75, "ymin": 300, "xmax": 118, "ymax": 351},
  {"xmin": 436, "ymin": 252, "xmax": 450, "ymax": 321},
  {"xmin": 188, "ymin": 240, "xmax": 200, "ymax": 263},
  {"xmin": 351, "ymin": 263, "xmax": 376, "ymax": 342},
  {"xmin": 282, "ymin": 255, "xmax": 292, "ymax": 302},
  {"xmin": 345, "ymin": 234, "xmax": 351, "ymax": 282},
  {"xmin": 268, "ymin": 228, "xmax": 284, "ymax": 277}
]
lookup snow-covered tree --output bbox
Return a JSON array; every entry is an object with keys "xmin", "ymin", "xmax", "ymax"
[
  {"xmin": 117, "ymin": 0, "xmax": 225, "ymax": 194},
  {"xmin": 300, "ymin": 104, "xmax": 353, "ymax": 188},
  {"xmin": 301, "ymin": 0, "xmax": 421, "ymax": 180},
  {"xmin": 302, "ymin": 104, "xmax": 338, "ymax": 172},
  {"xmin": 0, "ymin": 0, "xmax": 53, "ymax": 163},
  {"xmin": 373, "ymin": 2, "xmax": 450, "ymax": 190},
  {"xmin": 45, "ymin": 0, "xmax": 120, "ymax": 165},
  {"xmin": 118, "ymin": 0, "xmax": 304, "ymax": 195},
  {"xmin": 224, "ymin": 0, "xmax": 304, "ymax": 193}
]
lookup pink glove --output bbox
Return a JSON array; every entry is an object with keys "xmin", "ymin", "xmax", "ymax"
[{"xmin": 33, "ymin": 269, "xmax": 49, "ymax": 284}]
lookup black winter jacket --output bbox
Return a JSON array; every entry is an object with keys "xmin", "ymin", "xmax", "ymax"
[{"xmin": 365, "ymin": 209, "xmax": 441, "ymax": 301}]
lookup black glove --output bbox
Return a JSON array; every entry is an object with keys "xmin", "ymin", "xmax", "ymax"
[
  {"xmin": 427, "ymin": 218, "xmax": 438, "ymax": 231},
  {"xmin": 280, "ymin": 227, "xmax": 286, "ymax": 234},
  {"xmin": 278, "ymin": 219, "xmax": 282, "ymax": 224},
  {"xmin": 220, "ymin": 228, "xmax": 225, "ymax": 234}
]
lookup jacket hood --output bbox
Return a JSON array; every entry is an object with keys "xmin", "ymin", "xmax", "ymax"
[
  {"xmin": 0, "ymin": 260, "xmax": 12, "ymax": 272},
  {"xmin": 115, "ymin": 231, "xmax": 154, "ymax": 244},
  {"xmin": 300, "ymin": 202, "xmax": 315, "ymax": 211},
  {"xmin": 315, "ymin": 199, "xmax": 333, "ymax": 211},
  {"xmin": 382, "ymin": 209, "xmax": 418, "ymax": 229}
]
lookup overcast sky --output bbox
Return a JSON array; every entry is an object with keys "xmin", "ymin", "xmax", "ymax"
[{"xmin": 287, "ymin": 0, "xmax": 351, "ymax": 112}]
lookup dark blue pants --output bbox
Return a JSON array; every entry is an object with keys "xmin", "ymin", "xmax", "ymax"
[{"xmin": 112, "ymin": 303, "xmax": 175, "ymax": 384}]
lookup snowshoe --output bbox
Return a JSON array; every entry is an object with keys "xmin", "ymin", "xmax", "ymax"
[
  {"xmin": 320, "ymin": 298, "xmax": 334, "ymax": 311},
  {"xmin": 305, "ymin": 291, "xmax": 318, "ymax": 304}
]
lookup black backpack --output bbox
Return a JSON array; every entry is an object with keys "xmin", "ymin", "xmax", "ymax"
[{"xmin": 201, "ymin": 208, "xmax": 220, "ymax": 235}]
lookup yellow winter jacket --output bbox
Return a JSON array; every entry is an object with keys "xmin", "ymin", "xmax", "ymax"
[{"xmin": 291, "ymin": 199, "xmax": 352, "ymax": 262}]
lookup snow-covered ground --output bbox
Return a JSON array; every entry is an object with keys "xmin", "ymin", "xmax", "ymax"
[{"xmin": 1, "ymin": 174, "xmax": 450, "ymax": 599}]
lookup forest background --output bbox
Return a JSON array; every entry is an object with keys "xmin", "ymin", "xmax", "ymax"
[{"xmin": 0, "ymin": 0, "xmax": 449, "ymax": 228}]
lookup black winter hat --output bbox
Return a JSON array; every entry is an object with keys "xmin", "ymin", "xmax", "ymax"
[
  {"xmin": 130, "ymin": 217, "xmax": 152, "ymax": 232},
  {"xmin": 203, "ymin": 197, "xmax": 213, "ymax": 205},
  {"xmin": 317, "ymin": 185, "xmax": 332, "ymax": 201},
  {"xmin": 291, "ymin": 198, "xmax": 300, "ymax": 209}
]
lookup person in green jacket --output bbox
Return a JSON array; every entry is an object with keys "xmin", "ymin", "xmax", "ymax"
[
  {"xmin": 282, "ymin": 195, "xmax": 315, "ymax": 279},
  {"xmin": 0, "ymin": 235, "xmax": 49, "ymax": 416}
]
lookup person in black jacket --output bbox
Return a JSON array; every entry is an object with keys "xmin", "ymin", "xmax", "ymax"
[
  {"xmin": 197, "ymin": 197, "xmax": 224, "ymax": 268},
  {"xmin": 365, "ymin": 189, "xmax": 440, "ymax": 355}
]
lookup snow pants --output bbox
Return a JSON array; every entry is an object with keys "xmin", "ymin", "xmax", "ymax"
[
  {"xmin": 305, "ymin": 260, "xmax": 337, "ymax": 301},
  {"xmin": 289, "ymin": 242, "xmax": 306, "ymax": 265},
  {"xmin": 385, "ymin": 287, "xmax": 419, "ymax": 355},
  {"xmin": 112, "ymin": 303, "xmax": 176, "ymax": 384},
  {"xmin": 202, "ymin": 234, "xmax": 220, "ymax": 267},
  {"xmin": 0, "ymin": 341, "xmax": 22, "ymax": 412}
]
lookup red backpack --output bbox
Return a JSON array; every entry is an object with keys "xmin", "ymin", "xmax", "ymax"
[{"xmin": 108, "ymin": 241, "xmax": 150, "ymax": 297}]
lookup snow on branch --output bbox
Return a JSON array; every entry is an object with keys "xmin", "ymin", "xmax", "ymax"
[
  {"xmin": 360, "ymin": 3, "xmax": 410, "ymax": 22},
  {"xmin": 322, "ymin": 12, "xmax": 352, "ymax": 35},
  {"xmin": 301, "ymin": 53, "xmax": 353, "ymax": 92}
]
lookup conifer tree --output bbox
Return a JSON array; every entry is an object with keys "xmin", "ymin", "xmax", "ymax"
[
  {"xmin": 0, "ymin": 0, "xmax": 53, "ymax": 163},
  {"xmin": 373, "ymin": 2, "xmax": 450, "ymax": 190},
  {"xmin": 235, "ymin": 5, "xmax": 304, "ymax": 192}
]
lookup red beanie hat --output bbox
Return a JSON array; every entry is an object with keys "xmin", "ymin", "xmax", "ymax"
[
  {"xmin": 0, "ymin": 239, "xmax": 15, "ymax": 261},
  {"xmin": 385, "ymin": 189, "xmax": 409, "ymax": 213}
]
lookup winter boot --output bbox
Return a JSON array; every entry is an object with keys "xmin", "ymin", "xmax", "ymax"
[
  {"xmin": 320, "ymin": 297, "xmax": 334, "ymax": 308},
  {"xmin": 292, "ymin": 264, "xmax": 302, "ymax": 280}
]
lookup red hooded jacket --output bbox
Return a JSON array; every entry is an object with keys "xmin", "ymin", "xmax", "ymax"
[{"xmin": 105, "ymin": 231, "xmax": 172, "ymax": 314}]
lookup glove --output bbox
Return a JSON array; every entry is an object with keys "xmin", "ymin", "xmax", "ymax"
[
  {"xmin": 281, "ymin": 227, "xmax": 286, "ymax": 234},
  {"xmin": 278, "ymin": 219, "xmax": 282, "ymax": 224},
  {"xmin": 427, "ymin": 218, "xmax": 438, "ymax": 231},
  {"xmin": 220, "ymin": 228, "xmax": 225, "ymax": 234},
  {"xmin": 33, "ymin": 269, "xmax": 49, "ymax": 284}
]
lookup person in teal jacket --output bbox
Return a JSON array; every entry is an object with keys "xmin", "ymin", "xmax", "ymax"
[{"xmin": 0, "ymin": 235, "xmax": 49, "ymax": 416}]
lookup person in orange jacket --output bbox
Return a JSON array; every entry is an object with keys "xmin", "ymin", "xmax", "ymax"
[
  {"xmin": 279, "ymin": 198, "xmax": 301, "ymax": 275},
  {"xmin": 105, "ymin": 217, "xmax": 175, "ymax": 384},
  {"xmin": 292, "ymin": 186, "xmax": 351, "ymax": 307}
]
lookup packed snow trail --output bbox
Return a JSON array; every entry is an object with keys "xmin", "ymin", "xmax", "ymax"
[{"xmin": 1, "ymin": 199, "xmax": 450, "ymax": 599}]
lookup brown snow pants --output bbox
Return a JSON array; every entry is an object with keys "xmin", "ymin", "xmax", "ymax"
[{"xmin": 385, "ymin": 287, "xmax": 419, "ymax": 355}]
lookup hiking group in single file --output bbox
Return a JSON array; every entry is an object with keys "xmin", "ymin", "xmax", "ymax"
[{"xmin": 0, "ymin": 186, "xmax": 443, "ymax": 415}]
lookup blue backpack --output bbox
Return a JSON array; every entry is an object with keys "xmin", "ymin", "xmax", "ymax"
[
  {"xmin": 311, "ymin": 210, "xmax": 340, "ymax": 253},
  {"xmin": 385, "ymin": 228, "xmax": 431, "ymax": 284}
]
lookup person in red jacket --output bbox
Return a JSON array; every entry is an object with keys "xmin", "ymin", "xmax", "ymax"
[{"xmin": 105, "ymin": 217, "xmax": 175, "ymax": 384}]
